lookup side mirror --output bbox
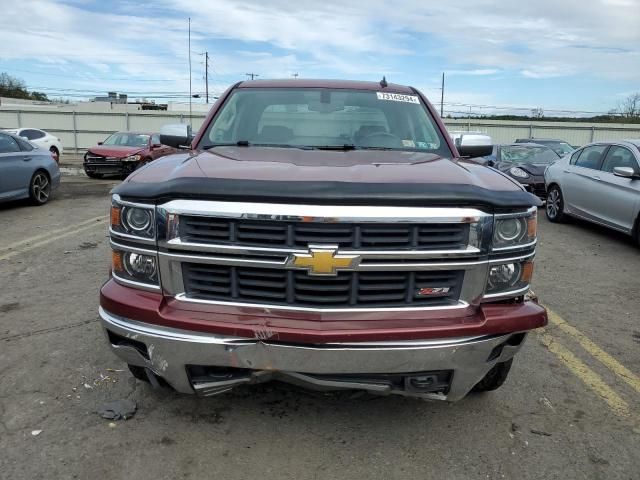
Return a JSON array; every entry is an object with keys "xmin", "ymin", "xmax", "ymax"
[
  {"xmin": 613, "ymin": 166, "xmax": 637, "ymax": 178},
  {"xmin": 455, "ymin": 134, "xmax": 493, "ymax": 158},
  {"xmin": 97, "ymin": 141, "xmax": 103, "ymax": 145},
  {"xmin": 160, "ymin": 124, "xmax": 193, "ymax": 149},
  {"xmin": 151, "ymin": 143, "xmax": 162, "ymax": 149}
]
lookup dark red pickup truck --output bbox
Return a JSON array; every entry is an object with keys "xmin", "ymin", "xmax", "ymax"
[{"xmin": 100, "ymin": 79, "xmax": 546, "ymax": 401}]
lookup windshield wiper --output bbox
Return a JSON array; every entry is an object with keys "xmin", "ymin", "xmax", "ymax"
[
  {"xmin": 202, "ymin": 141, "xmax": 314, "ymax": 150},
  {"xmin": 202, "ymin": 140, "xmax": 250, "ymax": 149},
  {"xmin": 312, "ymin": 144, "xmax": 358, "ymax": 151}
]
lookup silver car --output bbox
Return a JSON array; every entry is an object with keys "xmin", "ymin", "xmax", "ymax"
[
  {"xmin": 544, "ymin": 140, "xmax": 640, "ymax": 242},
  {"xmin": 0, "ymin": 131, "xmax": 61, "ymax": 205}
]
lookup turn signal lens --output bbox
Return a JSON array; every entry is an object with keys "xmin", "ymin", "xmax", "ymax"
[
  {"xmin": 527, "ymin": 214, "xmax": 537, "ymax": 238},
  {"xmin": 521, "ymin": 261, "xmax": 534, "ymax": 284},
  {"xmin": 112, "ymin": 250, "xmax": 123, "ymax": 273},
  {"xmin": 110, "ymin": 205, "xmax": 121, "ymax": 228}
]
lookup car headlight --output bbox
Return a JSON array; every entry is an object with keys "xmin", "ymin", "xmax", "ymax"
[
  {"xmin": 110, "ymin": 195, "xmax": 155, "ymax": 239},
  {"xmin": 509, "ymin": 166, "xmax": 529, "ymax": 178},
  {"xmin": 485, "ymin": 260, "xmax": 533, "ymax": 296},
  {"xmin": 123, "ymin": 154, "xmax": 141, "ymax": 162},
  {"xmin": 493, "ymin": 209, "xmax": 536, "ymax": 249},
  {"xmin": 112, "ymin": 249, "xmax": 159, "ymax": 286}
]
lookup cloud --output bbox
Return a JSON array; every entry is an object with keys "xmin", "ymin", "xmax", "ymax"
[
  {"xmin": 447, "ymin": 69, "xmax": 500, "ymax": 76},
  {"xmin": 0, "ymin": 0, "xmax": 639, "ymax": 106}
]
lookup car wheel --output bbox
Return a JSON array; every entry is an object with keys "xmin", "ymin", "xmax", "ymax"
[
  {"xmin": 472, "ymin": 359, "xmax": 513, "ymax": 392},
  {"xmin": 49, "ymin": 146, "xmax": 60, "ymax": 163},
  {"xmin": 84, "ymin": 170, "xmax": 103, "ymax": 179},
  {"xmin": 29, "ymin": 170, "xmax": 51, "ymax": 205},
  {"xmin": 546, "ymin": 185, "xmax": 567, "ymax": 223}
]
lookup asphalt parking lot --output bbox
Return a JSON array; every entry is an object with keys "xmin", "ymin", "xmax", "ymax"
[{"xmin": 1, "ymin": 176, "xmax": 639, "ymax": 480}]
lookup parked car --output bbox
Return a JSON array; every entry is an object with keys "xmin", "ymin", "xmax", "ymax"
[
  {"xmin": 99, "ymin": 78, "xmax": 547, "ymax": 402},
  {"xmin": 2, "ymin": 128, "xmax": 63, "ymax": 163},
  {"xmin": 83, "ymin": 131, "xmax": 176, "ymax": 178},
  {"xmin": 515, "ymin": 138, "xmax": 574, "ymax": 157},
  {"xmin": 479, "ymin": 143, "xmax": 560, "ymax": 200},
  {"xmin": 0, "ymin": 131, "xmax": 60, "ymax": 205},
  {"xmin": 545, "ymin": 140, "xmax": 640, "ymax": 243},
  {"xmin": 449, "ymin": 131, "xmax": 493, "ymax": 153}
]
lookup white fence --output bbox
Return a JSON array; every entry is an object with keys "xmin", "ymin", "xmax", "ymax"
[{"xmin": 1, "ymin": 107, "xmax": 640, "ymax": 153}]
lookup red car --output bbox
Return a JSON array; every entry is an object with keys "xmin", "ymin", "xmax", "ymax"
[
  {"xmin": 83, "ymin": 131, "xmax": 176, "ymax": 178},
  {"xmin": 100, "ymin": 79, "xmax": 546, "ymax": 402}
]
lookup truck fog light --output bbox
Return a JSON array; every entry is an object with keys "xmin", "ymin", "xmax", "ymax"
[
  {"xmin": 124, "ymin": 207, "xmax": 153, "ymax": 232},
  {"xmin": 485, "ymin": 261, "xmax": 534, "ymax": 296},
  {"xmin": 487, "ymin": 263, "xmax": 521, "ymax": 292},
  {"xmin": 123, "ymin": 253, "xmax": 157, "ymax": 280}
]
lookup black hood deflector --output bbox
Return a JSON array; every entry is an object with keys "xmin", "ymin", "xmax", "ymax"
[{"xmin": 113, "ymin": 178, "xmax": 542, "ymax": 209}]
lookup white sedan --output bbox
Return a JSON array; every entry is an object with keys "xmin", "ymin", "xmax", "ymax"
[{"xmin": 3, "ymin": 128, "xmax": 63, "ymax": 163}]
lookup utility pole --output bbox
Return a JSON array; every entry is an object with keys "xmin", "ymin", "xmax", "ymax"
[
  {"xmin": 204, "ymin": 51, "xmax": 209, "ymax": 103},
  {"xmin": 440, "ymin": 72, "xmax": 445, "ymax": 118},
  {"xmin": 188, "ymin": 17, "xmax": 192, "ymax": 127},
  {"xmin": 245, "ymin": 73, "xmax": 259, "ymax": 80},
  {"xmin": 292, "ymin": 72, "xmax": 299, "ymax": 79}
]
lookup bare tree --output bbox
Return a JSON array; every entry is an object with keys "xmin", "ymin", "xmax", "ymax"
[{"xmin": 617, "ymin": 93, "xmax": 640, "ymax": 118}]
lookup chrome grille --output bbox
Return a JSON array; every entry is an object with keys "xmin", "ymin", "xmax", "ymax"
[
  {"xmin": 182, "ymin": 263, "xmax": 464, "ymax": 308},
  {"xmin": 179, "ymin": 217, "xmax": 470, "ymax": 250}
]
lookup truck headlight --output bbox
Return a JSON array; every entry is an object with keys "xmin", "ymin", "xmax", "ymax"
[
  {"xmin": 111, "ymin": 196, "xmax": 155, "ymax": 239},
  {"xmin": 485, "ymin": 260, "xmax": 533, "ymax": 296},
  {"xmin": 509, "ymin": 166, "xmax": 529, "ymax": 178},
  {"xmin": 493, "ymin": 209, "xmax": 536, "ymax": 249},
  {"xmin": 112, "ymin": 249, "xmax": 159, "ymax": 286}
]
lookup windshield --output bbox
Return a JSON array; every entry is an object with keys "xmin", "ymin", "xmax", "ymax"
[
  {"xmin": 103, "ymin": 133, "xmax": 149, "ymax": 147},
  {"xmin": 552, "ymin": 142, "xmax": 574, "ymax": 156},
  {"xmin": 201, "ymin": 88, "xmax": 450, "ymax": 157},
  {"xmin": 499, "ymin": 145, "xmax": 559, "ymax": 164}
]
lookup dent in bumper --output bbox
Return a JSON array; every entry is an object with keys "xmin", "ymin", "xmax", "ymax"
[{"xmin": 100, "ymin": 307, "xmax": 528, "ymax": 401}]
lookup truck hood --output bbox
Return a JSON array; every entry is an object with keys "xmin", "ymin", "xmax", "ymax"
[
  {"xmin": 115, "ymin": 147, "xmax": 541, "ymax": 209},
  {"xmin": 87, "ymin": 145, "xmax": 144, "ymax": 158}
]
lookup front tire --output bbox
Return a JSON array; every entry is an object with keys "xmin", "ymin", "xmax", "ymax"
[
  {"xmin": 29, "ymin": 170, "xmax": 51, "ymax": 205},
  {"xmin": 546, "ymin": 185, "xmax": 567, "ymax": 223},
  {"xmin": 473, "ymin": 359, "xmax": 513, "ymax": 392}
]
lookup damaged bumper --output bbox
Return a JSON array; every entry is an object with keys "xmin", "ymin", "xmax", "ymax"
[{"xmin": 99, "ymin": 307, "xmax": 528, "ymax": 401}]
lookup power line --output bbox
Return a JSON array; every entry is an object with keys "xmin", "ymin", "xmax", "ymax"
[{"xmin": 245, "ymin": 73, "xmax": 259, "ymax": 80}]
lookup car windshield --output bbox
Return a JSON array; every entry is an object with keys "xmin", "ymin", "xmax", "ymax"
[
  {"xmin": 500, "ymin": 146, "xmax": 559, "ymax": 164},
  {"xmin": 551, "ymin": 142, "xmax": 574, "ymax": 156},
  {"xmin": 103, "ymin": 133, "xmax": 149, "ymax": 147},
  {"xmin": 201, "ymin": 88, "xmax": 450, "ymax": 157}
]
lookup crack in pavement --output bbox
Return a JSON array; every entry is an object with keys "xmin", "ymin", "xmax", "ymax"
[{"xmin": 1, "ymin": 318, "xmax": 99, "ymax": 342}]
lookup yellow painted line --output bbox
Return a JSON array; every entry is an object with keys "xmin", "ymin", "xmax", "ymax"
[
  {"xmin": 546, "ymin": 308, "xmax": 640, "ymax": 395},
  {"xmin": 0, "ymin": 216, "xmax": 107, "ymax": 261},
  {"xmin": 537, "ymin": 329, "xmax": 633, "ymax": 420}
]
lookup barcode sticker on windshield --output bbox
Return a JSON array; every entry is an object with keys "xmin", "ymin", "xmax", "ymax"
[{"xmin": 376, "ymin": 92, "xmax": 420, "ymax": 104}]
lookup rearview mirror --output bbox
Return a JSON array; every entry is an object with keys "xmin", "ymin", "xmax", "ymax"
[
  {"xmin": 97, "ymin": 141, "xmax": 103, "ymax": 145},
  {"xmin": 160, "ymin": 124, "xmax": 193, "ymax": 149},
  {"xmin": 455, "ymin": 134, "xmax": 493, "ymax": 158},
  {"xmin": 613, "ymin": 166, "xmax": 637, "ymax": 178}
]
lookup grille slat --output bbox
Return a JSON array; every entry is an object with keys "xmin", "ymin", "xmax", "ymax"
[
  {"xmin": 179, "ymin": 217, "xmax": 469, "ymax": 250},
  {"xmin": 182, "ymin": 263, "xmax": 464, "ymax": 308}
]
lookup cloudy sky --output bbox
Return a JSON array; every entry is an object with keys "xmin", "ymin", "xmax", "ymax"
[{"xmin": 1, "ymin": 0, "xmax": 639, "ymax": 115}]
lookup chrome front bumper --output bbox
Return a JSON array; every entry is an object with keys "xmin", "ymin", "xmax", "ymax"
[{"xmin": 99, "ymin": 307, "xmax": 526, "ymax": 402}]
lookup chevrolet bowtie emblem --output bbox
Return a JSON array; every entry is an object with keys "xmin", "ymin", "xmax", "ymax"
[{"xmin": 287, "ymin": 246, "xmax": 361, "ymax": 276}]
